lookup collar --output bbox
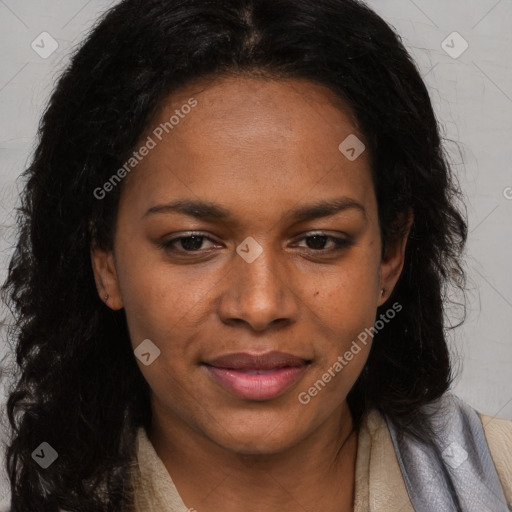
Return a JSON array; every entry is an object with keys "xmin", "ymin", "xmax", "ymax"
[{"xmin": 125, "ymin": 408, "xmax": 413, "ymax": 511}]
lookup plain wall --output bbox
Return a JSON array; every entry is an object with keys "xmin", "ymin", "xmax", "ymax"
[{"xmin": 0, "ymin": 0, "xmax": 511, "ymax": 507}]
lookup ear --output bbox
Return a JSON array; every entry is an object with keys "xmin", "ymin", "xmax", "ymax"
[
  {"xmin": 378, "ymin": 209, "xmax": 413, "ymax": 306},
  {"xmin": 90, "ymin": 247, "xmax": 124, "ymax": 310}
]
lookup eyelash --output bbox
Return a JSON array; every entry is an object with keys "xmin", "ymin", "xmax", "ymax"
[{"xmin": 158, "ymin": 232, "xmax": 354, "ymax": 255}]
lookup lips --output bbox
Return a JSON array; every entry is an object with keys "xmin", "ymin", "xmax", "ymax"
[
  {"xmin": 202, "ymin": 351, "xmax": 311, "ymax": 400},
  {"xmin": 205, "ymin": 350, "xmax": 310, "ymax": 370}
]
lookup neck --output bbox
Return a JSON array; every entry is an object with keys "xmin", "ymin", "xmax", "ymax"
[{"xmin": 148, "ymin": 400, "xmax": 358, "ymax": 512}]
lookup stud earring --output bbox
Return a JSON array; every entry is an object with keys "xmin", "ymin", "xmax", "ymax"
[
  {"xmin": 381, "ymin": 289, "xmax": 385, "ymax": 297},
  {"xmin": 104, "ymin": 294, "xmax": 109, "ymax": 302}
]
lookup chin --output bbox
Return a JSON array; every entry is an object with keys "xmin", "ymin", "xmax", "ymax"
[{"xmin": 207, "ymin": 421, "xmax": 303, "ymax": 456}]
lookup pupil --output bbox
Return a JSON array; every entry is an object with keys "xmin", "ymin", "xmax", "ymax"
[
  {"xmin": 182, "ymin": 236, "xmax": 203, "ymax": 250},
  {"xmin": 307, "ymin": 235, "xmax": 327, "ymax": 250}
]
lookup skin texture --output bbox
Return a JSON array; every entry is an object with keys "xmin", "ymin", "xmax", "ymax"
[{"xmin": 91, "ymin": 76, "xmax": 412, "ymax": 512}]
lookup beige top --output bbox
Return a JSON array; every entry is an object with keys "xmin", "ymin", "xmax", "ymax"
[{"xmin": 124, "ymin": 409, "xmax": 512, "ymax": 511}]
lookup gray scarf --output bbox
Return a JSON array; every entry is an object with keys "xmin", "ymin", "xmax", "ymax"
[{"xmin": 385, "ymin": 392, "xmax": 510, "ymax": 511}]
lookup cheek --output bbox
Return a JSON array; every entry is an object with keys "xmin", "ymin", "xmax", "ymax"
[
  {"xmin": 304, "ymin": 254, "xmax": 379, "ymax": 385},
  {"xmin": 311, "ymin": 253, "xmax": 380, "ymax": 324},
  {"xmin": 114, "ymin": 242, "xmax": 213, "ymax": 342}
]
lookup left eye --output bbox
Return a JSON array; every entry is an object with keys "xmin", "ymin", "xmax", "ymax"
[{"xmin": 295, "ymin": 234, "xmax": 353, "ymax": 251}]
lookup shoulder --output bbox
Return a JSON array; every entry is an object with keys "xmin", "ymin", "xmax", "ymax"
[
  {"xmin": 378, "ymin": 393, "xmax": 512, "ymax": 510},
  {"xmin": 480, "ymin": 412, "xmax": 512, "ymax": 508}
]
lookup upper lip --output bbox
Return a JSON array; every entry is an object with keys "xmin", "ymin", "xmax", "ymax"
[{"xmin": 203, "ymin": 351, "xmax": 310, "ymax": 371}]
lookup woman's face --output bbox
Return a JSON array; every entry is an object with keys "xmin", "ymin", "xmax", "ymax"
[{"xmin": 92, "ymin": 76, "xmax": 409, "ymax": 454}]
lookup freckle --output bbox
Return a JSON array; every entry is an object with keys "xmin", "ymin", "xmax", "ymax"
[{"xmin": 314, "ymin": 291, "xmax": 319, "ymax": 297}]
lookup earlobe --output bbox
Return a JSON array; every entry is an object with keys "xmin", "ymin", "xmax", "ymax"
[
  {"xmin": 378, "ymin": 210, "xmax": 413, "ymax": 306},
  {"xmin": 90, "ymin": 248, "xmax": 123, "ymax": 310}
]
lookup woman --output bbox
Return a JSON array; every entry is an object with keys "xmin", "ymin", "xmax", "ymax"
[{"xmin": 1, "ymin": 0, "xmax": 511, "ymax": 511}]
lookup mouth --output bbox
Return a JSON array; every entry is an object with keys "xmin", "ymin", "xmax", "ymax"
[{"xmin": 202, "ymin": 351, "xmax": 311, "ymax": 401}]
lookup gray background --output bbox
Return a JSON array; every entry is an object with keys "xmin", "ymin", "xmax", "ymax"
[{"xmin": 0, "ymin": 0, "xmax": 511, "ymax": 507}]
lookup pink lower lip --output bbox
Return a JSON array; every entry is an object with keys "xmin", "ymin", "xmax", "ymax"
[{"xmin": 203, "ymin": 364, "xmax": 309, "ymax": 400}]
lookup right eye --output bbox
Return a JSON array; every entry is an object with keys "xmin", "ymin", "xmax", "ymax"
[{"xmin": 157, "ymin": 232, "xmax": 222, "ymax": 255}]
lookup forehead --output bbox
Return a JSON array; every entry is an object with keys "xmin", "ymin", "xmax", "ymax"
[{"xmin": 120, "ymin": 75, "xmax": 375, "ymax": 220}]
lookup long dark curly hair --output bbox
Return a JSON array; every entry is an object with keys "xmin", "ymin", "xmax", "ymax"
[{"xmin": 0, "ymin": 0, "xmax": 468, "ymax": 510}]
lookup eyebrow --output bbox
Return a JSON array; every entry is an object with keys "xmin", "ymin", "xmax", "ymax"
[{"xmin": 143, "ymin": 197, "xmax": 367, "ymax": 222}]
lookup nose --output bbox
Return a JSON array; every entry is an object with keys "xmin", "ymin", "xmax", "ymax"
[{"xmin": 217, "ymin": 244, "xmax": 299, "ymax": 332}]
